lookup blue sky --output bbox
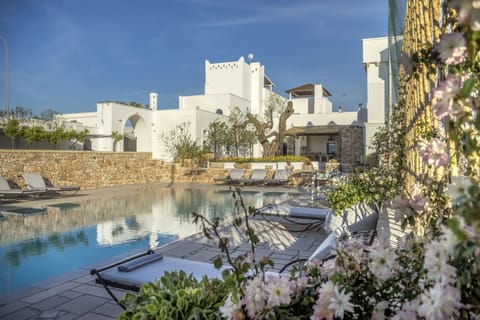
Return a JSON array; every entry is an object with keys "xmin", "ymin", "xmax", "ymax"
[{"xmin": 0, "ymin": 0, "xmax": 388, "ymax": 116}]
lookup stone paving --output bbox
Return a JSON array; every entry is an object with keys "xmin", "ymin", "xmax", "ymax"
[{"xmin": 0, "ymin": 182, "xmax": 327, "ymax": 320}]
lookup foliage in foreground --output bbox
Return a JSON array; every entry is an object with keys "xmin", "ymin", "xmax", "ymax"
[{"xmin": 119, "ymin": 271, "xmax": 228, "ymax": 320}]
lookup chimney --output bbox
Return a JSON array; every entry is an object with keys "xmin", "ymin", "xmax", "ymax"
[{"xmin": 149, "ymin": 93, "xmax": 158, "ymax": 110}]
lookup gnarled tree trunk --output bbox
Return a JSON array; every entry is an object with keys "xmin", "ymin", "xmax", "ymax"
[{"xmin": 243, "ymin": 101, "xmax": 294, "ymax": 157}]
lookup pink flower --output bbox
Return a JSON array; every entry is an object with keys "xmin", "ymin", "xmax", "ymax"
[
  {"xmin": 432, "ymin": 75, "xmax": 463, "ymax": 120},
  {"xmin": 418, "ymin": 138, "xmax": 449, "ymax": 168},
  {"xmin": 434, "ymin": 32, "xmax": 467, "ymax": 65}
]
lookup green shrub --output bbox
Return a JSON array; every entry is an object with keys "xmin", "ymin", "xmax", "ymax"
[
  {"xmin": 119, "ymin": 270, "xmax": 228, "ymax": 320},
  {"xmin": 211, "ymin": 155, "xmax": 307, "ymax": 163},
  {"xmin": 327, "ymin": 167, "xmax": 401, "ymax": 214}
]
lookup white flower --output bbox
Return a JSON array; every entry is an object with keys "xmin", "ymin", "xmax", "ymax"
[
  {"xmin": 219, "ymin": 294, "xmax": 241, "ymax": 320},
  {"xmin": 242, "ymin": 275, "xmax": 267, "ymax": 318},
  {"xmin": 424, "ymin": 236, "xmax": 458, "ymax": 284},
  {"xmin": 434, "ymin": 32, "xmax": 467, "ymax": 65},
  {"xmin": 446, "ymin": 175, "xmax": 473, "ymax": 204},
  {"xmin": 264, "ymin": 274, "xmax": 294, "ymax": 308},
  {"xmin": 295, "ymin": 275, "xmax": 309, "ymax": 291},
  {"xmin": 369, "ymin": 243, "xmax": 398, "ymax": 280},
  {"xmin": 439, "ymin": 226, "xmax": 460, "ymax": 256},
  {"xmin": 328, "ymin": 286, "xmax": 354, "ymax": 319},
  {"xmin": 418, "ymin": 282, "xmax": 462, "ymax": 319},
  {"xmin": 320, "ymin": 257, "xmax": 337, "ymax": 278},
  {"xmin": 432, "ymin": 75, "xmax": 463, "ymax": 120},
  {"xmin": 418, "ymin": 138, "xmax": 449, "ymax": 168}
]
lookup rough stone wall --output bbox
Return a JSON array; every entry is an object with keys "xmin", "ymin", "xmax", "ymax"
[
  {"xmin": 339, "ymin": 126, "xmax": 364, "ymax": 165},
  {"xmin": 0, "ymin": 151, "xmax": 229, "ymax": 190}
]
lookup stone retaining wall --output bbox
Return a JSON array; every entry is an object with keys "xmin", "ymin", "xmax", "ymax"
[{"xmin": 0, "ymin": 151, "xmax": 229, "ymax": 190}]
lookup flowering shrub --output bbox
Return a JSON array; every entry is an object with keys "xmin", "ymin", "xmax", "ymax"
[{"xmin": 119, "ymin": 1, "xmax": 480, "ymax": 318}]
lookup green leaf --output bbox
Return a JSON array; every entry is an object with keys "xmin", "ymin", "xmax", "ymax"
[
  {"xmin": 459, "ymin": 77, "xmax": 476, "ymax": 98},
  {"xmin": 213, "ymin": 257, "xmax": 223, "ymax": 269}
]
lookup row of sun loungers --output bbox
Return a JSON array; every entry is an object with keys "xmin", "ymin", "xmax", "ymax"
[
  {"xmin": 0, "ymin": 173, "xmax": 80, "ymax": 201},
  {"xmin": 213, "ymin": 168, "xmax": 291, "ymax": 186}
]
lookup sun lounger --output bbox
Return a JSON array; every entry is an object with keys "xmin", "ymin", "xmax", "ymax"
[
  {"xmin": 22, "ymin": 173, "xmax": 80, "ymax": 196},
  {"xmin": 241, "ymin": 169, "xmax": 267, "ymax": 185},
  {"xmin": 259, "ymin": 203, "xmax": 331, "ymax": 219},
  {"xmin": 91, "ymin": 250, "xmax": 226, "ymax": 308},
  {"xmin": 0, "ymin": 176, "xmax": 45, "ymax": 199},
  {"xmin": 277, "ymin": 205, "xmax": 379, "ymax": 273},
  {"xmin": 257, "ymin": 203, "xmax": 331, "ymax": 232},
  {"xmin": 213, "ymin": 168, "xmax": 246, "ymax": 185},
  {"xmin": 264, "ymin": 169, "xmax": 290, "ymax": 185}
]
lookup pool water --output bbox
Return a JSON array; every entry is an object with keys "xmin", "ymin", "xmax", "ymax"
[{"xmin": 0, "ymin": 187, "xmax": 290, "ymax": 297}]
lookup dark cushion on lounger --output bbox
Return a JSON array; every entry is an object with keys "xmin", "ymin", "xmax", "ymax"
[{"xmin": 118, "ymin": 253, "xmax": 164, "ymax": 272}]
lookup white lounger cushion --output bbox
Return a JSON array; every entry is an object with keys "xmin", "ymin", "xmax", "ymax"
[
  {"xmin": 99, "ymin": 256, "xmax": 224, "ymax": 287},
  {"xmin": 324, "ymin": 202, "xmax": 379, "ymax": 234},
  {"xmin": 259, "ymin": 204, "xmax": 330, "ymax": 219},
  {"xmin": 323, "ymin": 211, "xmax": 344, "ymax": 234},
  {"xmin": 308, "ymin": 232, "xmax": 338, "ymax": 262}
]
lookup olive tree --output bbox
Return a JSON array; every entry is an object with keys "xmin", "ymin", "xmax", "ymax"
[
  {"xmin": 206, "ymin": 120, "xmax": 228, "ymax": 158},
  {"xmin": 236, "ymin": 95, "xmax": 294, "ymax": 157},
  {"xmin": 4, "ymin": 118, "xmax": 21, "ymax": 149},
  {"xmin": 21, "ymin": 126, "xmax": 46, "ymax": 148},
  {"xmin": 224, "ymin": 108, "xmax": 257, "ymax": 158}
]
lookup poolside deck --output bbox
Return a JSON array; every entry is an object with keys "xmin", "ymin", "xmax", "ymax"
[{"xmin": 0, "ymin": 182, "xmax": 327, "ymax": 320}]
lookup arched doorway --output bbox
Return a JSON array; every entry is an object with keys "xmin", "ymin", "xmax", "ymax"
[
  {"xmin": 122, "ymin": 114, "xmax": 151, "ymax": 152},
  {"xmin": 124, "ymin": 118, "xmax": 137, "ymax": 151}
]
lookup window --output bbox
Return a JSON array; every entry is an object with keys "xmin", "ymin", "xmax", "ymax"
[{"xmin": 327, "ymin": 142, "xmax": 336, "ymax": 155}]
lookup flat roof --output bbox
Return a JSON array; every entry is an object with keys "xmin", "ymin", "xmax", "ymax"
[
  {"xmin": 285, "ymin": 125, "xmax": 340, "ymax": 136},
  {"xmin": 285, "ymin": 83, "xmax": 332, "ymax": 98}
]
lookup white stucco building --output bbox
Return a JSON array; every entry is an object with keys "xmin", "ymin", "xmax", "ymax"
[{"xmin": 58, "ymin": 37, "xmax": 392, "ymax": 165}]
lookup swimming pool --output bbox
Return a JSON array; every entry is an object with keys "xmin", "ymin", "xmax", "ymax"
[{"xmin": 0, "ymin": 187, "xmax": 291, "ymax": 297}]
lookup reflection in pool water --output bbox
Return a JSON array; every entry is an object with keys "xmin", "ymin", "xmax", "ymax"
[{"xmin": 0, "ymin": 187, "xmax": 290, "ymax": 297}]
